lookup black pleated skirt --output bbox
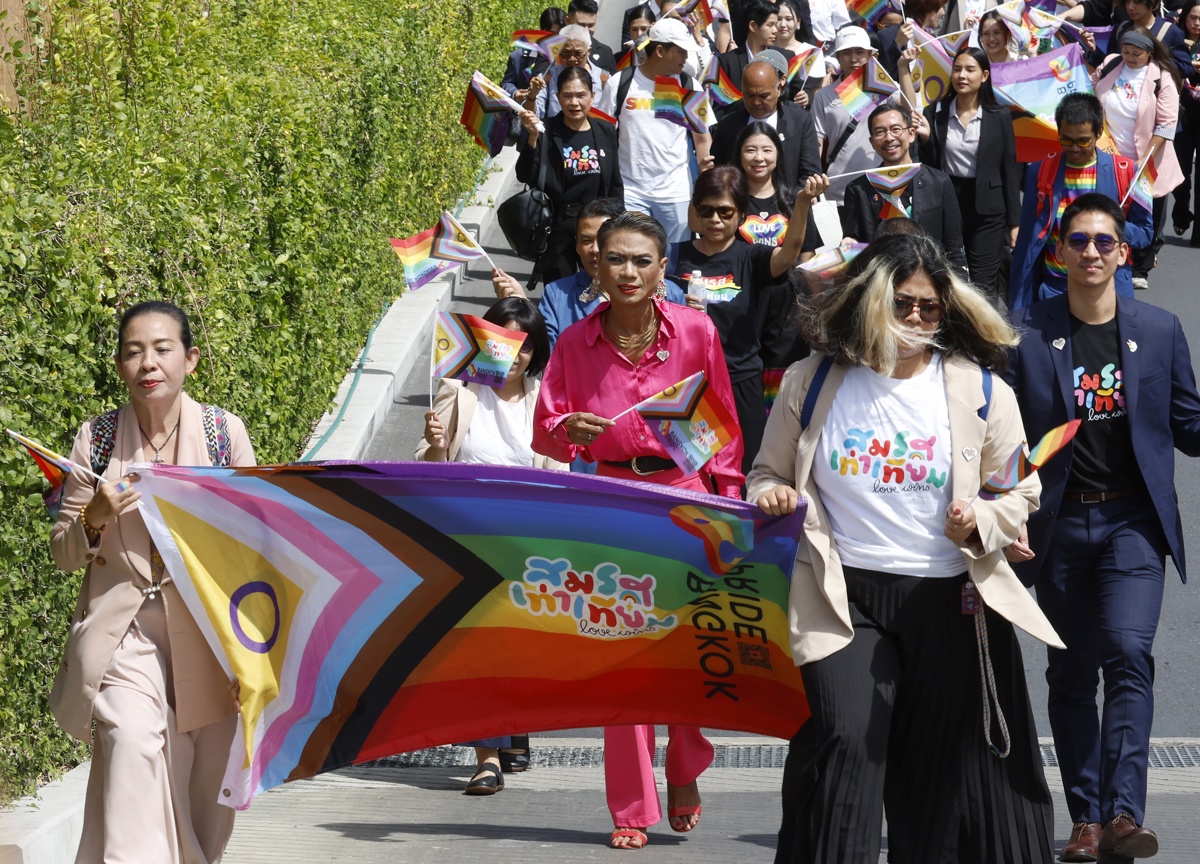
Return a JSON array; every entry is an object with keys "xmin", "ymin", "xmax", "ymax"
[{"xmin": 776, "ymin": 567, "xmax": 1055, "ymax": 864}]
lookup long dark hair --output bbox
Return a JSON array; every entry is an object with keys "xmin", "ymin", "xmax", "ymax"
[
  {"xmin": 940, "ymin": 46, "xmax": 999, "ymax": 109},
  {"xmin": 733, "ymin": 121, "xmax": 795, "ymax": 218}
]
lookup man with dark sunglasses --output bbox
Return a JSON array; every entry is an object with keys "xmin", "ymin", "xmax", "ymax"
[
  {"xmin": 1009, "ymin": 93, "xmax": 1154, "ymax": 311},
  {"xmin": 1004, "ymin": 193, "xmax": 1200, "ymax": 863}
]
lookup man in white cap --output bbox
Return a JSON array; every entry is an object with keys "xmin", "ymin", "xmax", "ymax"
[
  {"xmin": 811, "ymin": 25, "xmax": 890, "ymax": 206},
  {"xmin": 597, "ymin": 17, "xmax": 713, "ymax": 242}
]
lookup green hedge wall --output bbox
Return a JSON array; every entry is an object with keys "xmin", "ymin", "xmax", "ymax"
[{"xmin": 0, "ymin": 0, "xmax": 543, "ymax": 802}]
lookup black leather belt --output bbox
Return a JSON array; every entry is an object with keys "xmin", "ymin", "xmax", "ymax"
[
  {"xmin": 604, "ymin": 455, "xmax": 676, "ymax": 475},
  {"xmin": 1065, "ymin": 488, "xmax": 1142, "ymax": 504}
]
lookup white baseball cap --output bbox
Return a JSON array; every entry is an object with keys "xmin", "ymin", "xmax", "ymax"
[
  {"xmin": 832, "ymin": 26, "xmax": 876, "ymax": 54},
  {"xmin": 646, "ymin": 18, "xmax": 696, "ymax": 54}
]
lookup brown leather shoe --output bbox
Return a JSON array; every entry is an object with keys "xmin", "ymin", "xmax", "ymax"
[
  {"xmin": 1062, "ymin": 822, "xmax": 1102, "ymax": 861},
  {"xmin": 1099, "ymin": 813, "xmax": 1159, "ymax": 859}
]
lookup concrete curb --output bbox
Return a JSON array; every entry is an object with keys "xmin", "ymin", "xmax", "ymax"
[
  {"xmin": 299, "ymin": 145, "xmax": 520, "ymax": 462},
  {"xmin": 0, "ymin": 764, "xmax": 88, "ymax": 864}
]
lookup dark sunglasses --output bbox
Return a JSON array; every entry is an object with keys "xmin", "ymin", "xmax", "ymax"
[
  {"xmin": 696, "ymin": 203, "xmax": 739, "ymax": 220},
  {"xmin": 892, "ymin": 293, "xmax": 944, "ymax": 323},
  {"xmin": 518, "ymin": 339, "xmax": 535, "ymax": 355},
  {"xmin": 1064, "ymin": 232, "xmax": 1119, "ymax": 254}
]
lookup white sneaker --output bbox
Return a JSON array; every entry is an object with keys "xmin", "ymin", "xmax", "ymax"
[{"xmin": 1132, "ymin": 276, "xmax": 1149, "ymax": 290}]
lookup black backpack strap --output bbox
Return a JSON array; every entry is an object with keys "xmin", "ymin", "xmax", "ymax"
[
  {"xmin": 89, "ymin": 409, "xmax": 120, "ymax": 477},
  {"xmin": 801, "ymin": 356, "xmax": 835, "ymax": 430},
  {"xmin": 826, "ymin": 116, "xmax": 860, "ymax": 169},
  {"xmin": 614, "ymin": 67, "xmax": 635, "ymax": 119},
  {"xmin": 978, "ymin": 367, "xmax": 993, "ymax": 422}
]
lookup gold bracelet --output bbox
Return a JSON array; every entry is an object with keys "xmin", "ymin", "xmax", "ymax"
[{"xmin": 80, "ymin": 502, "xmax": 106, "ymax": 535}]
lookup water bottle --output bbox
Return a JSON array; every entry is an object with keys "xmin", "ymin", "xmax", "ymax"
[{"xmin": 687, "ymin": 269, "xmax": 707, "ymax": 310}]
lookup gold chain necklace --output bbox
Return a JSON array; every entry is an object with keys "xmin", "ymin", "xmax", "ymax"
[{"xmin": 603, "ymin": 310, "xmax": 659, "ymax": 354}]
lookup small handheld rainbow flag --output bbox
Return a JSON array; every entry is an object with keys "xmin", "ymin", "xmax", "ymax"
[
  {"xmin": 846, "ymin": 0, "xmax": 895, "ymax": 28},
  {"xmin": 674, "ymin": 0, "xmax": 715, "ymax": 29},
  {"xmin": 799, "ymin": 243, "xmax": 868, "ymax": 279},
  {"xmin": 460, "ymin": 76, "xmax": 511, "ymax": 157},
  {"xmin": 616, "ymin": 47, "xmax": 638, "ymax": 71},
  {"xmin": 866, "ymin": 163, "xmax": 921, "ymax": 194},
  {"xmin": 703, "ymin": 55, "xmax": 742, "ymax": 107},
  {"xmin": 588, "ymin": 106, "xmax": 618, "ymax": 126},
  {"xmin": 787, "ymin": 48, "xmax": 820, "ymax": 86},
  {"xmin": 390, "ymin": 212, "xmax": 489, "ymax": 291},
  {"xmin": 7, "ymin": 429, "xmax": 102, "ymax": 517},
  {"xmin": 977, "ymin": 419, "xmax": 1081, "ymax": 500},
  {"xmin": 513, "ymin": 30, "xmax": 569, "ymax": 64},
  {"xmin": 633, "ymin": 371, "xmax": 738, "ymax": 475},
  {"xmin": 654, "ymin": 76, "xmax": 689, "ymax": 127},
  {"xmin": 763, "ymin": 368, "xmax": 785, "ymax": 414},
  {"xmin": 834, "ymin": 59, "xmax": 899, "ymax": 122},
  {"xmin": 1122, "ymin": 152, "xmax": 1158, "ymax": 213},
  {"xmin": 433, "ymin": 311, "xmax": 528, "ymax": 388}
]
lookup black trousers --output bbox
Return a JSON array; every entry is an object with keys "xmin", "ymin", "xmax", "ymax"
[
  {"xmin": 774, "ymin": 567, "xmax": 1054, "ymax": 864},
  {"xmin": 1172, "ymin": 108, "xmax": 1200, "ymax": 242},
  {"xmin": 731, "ymin": 373, "xmax": 767, "ymax": 477},
  {"xmin": 1130, "ymin": 195, "xmax": 1167, "ymax": 279},
  {"xmin": 536, "ymin": 212, "xmax": 579, "ymax": 287},
  {"xmin": 951, "ymin": 176, "xmax": 1009, "ymax": 303}
]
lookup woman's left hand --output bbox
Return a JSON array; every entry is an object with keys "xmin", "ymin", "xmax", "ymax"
[
  {"xmin": 944, "ymin": 499, "xmax": 979, "ymax": 546},
  {"xmin": 1080, "ymin": 28, "xmax": 1096, "ymax": 52}
]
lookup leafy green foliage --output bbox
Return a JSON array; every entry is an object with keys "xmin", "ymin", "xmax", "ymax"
[{"xmin": 0, "ymin": 0, "xmax": 542, "ymax": 803}]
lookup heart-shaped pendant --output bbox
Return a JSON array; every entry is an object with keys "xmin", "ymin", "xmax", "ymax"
[
  {"xmin": 962, "ymin": 446, "xmax": 979, "ymax": 461},
  {"xmin": 1052, "ymin": 337, "xmax": 1066, "ymax": 351},
  {"xmin": 656, "ymin": 349, "xmax": 670, "ymax": 362}
]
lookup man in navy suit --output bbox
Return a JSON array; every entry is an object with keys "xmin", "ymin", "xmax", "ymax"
[{"xmin": 1005, "ymin": 193, "xmax": 1200, "ymax": 862}]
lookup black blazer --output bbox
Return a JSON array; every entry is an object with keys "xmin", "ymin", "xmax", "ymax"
[
  {"xmin": 515, "ymin": 114, "xmax": 624, "ymax": 210},
  {"xmin": 919, "ymin": 101, "xmax": 1022, "ymax": 225},
  {"xmin": 589, "ymin": 38, "xmax": 617, "ymax": 75},
  {"xmin": 711, "ymin": 102, "xmax": 821, "ymax": 189},
  {"xmin": 842, "ymin": 164, "xmax": 968, "ymax": 272},
  {"xmin": 716, "ymin": 45, "xmax": 803, "ymax": 118}
]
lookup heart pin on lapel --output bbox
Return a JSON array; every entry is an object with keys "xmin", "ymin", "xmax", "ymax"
[
  {"xmin": 962, "ymin": 446, "xmax": 979, "ymax": 462},
  {"xmin": 1127, "ymin": 340, "xmax": 1138, "ymax": 353},
  {"xmin": 1052, "ymin": 338, "xmax": 1066, "ymax": 351}
]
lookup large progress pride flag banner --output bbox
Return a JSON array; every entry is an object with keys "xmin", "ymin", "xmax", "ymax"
[{"xmin": 134, "ymin": 462, "xmax": 808, "ymax": 809}]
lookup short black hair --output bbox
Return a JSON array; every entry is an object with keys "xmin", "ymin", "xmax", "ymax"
[
  {"xmin": 577, "ymin": 197, "xmax": 625, "ymax": 227},
  {"xmin": 867, "ymin": 99, "xmax": 910, "ymax": 131},
  {"xmin": 540, "ymin": 7, "xmax": 566, "ymax": 31},
  {"xmin": 691, "ymin": 164, "xmax": 750, "ymax": 215},
  {"xmin": 483, "ymin": 297, "xmax": 552, "ymax": 378},
  {"xmin": 873, "ymin": 216, "xmax": 926, "ymax": 239},
  {"xmin": 558, "ymin": 64, "xmax": 592, "ymax": 91},
  {"xmin": 568, "ymin": 0, "xmax": 598, "ymax": 14},
  {"xmin": 744, "ymin": 0, "xmax": 782, "ymax": 28},
  {"xmin": 118, "ymin": 301, "xmax": 193, "ymax": 355},
  {"xmin": 598, "ymin": 211, "xmax": 670, "ymax": 259},
  {"xmin": 1060, "ymin": 192, "xmax": 1126, "ymax": 244},
  {"xmin": 1055, "ymin": 92, "xmax": 1104, "ymax": 136}
]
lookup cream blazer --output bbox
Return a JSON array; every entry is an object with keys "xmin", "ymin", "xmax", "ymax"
[
  {"xmin": 49, "ymin": 392, "xmax": 256, "ymax": 740},
  {"xmin": 746, "ymin": 354, "xmax": 1064, "ymax": 666},
  {"xmin": 414, "ymin": 378, "xmax": 568, "ymax": 471}
]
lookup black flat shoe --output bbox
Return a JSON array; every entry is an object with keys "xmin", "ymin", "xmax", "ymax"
[
  {"xmin": 464, "ymin": 762, "xmax": 504, "ymax": 795},
  {"xmin": 499, "ymin": 748, "xmax": 530, "ymax": 773}
]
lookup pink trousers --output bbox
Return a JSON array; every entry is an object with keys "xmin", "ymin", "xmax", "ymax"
[{"xmin": 604, "ymin": 725, "xmax": 715, "ymax": 828}]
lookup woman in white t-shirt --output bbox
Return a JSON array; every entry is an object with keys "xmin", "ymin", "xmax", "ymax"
[
  {"xmin": 748, "ymin": 234, "xmax": 1063, "ymax": 864},
  {"xmin": 416, "ymin": 297, "xmax": 568, "ymax": 795}
]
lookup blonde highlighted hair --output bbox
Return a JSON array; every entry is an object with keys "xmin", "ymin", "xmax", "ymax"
[{"xmin": 801, "ymin": 234, "xmax": 1018, "ymax": 374}]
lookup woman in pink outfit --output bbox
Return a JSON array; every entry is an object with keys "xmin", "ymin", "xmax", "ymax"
[{"xmin": 532, "ymin": 211, "xmax": 743, "ymax": 849}]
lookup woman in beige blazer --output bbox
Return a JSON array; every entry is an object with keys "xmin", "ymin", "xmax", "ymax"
[
  {"xmin": 50, "ymin": 301, "xmax": 255, "ymax": 864},
  {"xmin": 749, "ymin": 235, "xmax": 1063, "ymax": 864},
  {"xmin": 416, "ymin": 297, "xmax": 565, "ymax": 794}
]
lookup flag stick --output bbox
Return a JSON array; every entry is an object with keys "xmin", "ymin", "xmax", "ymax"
[
  {"xmin": 610, "ymin": 405, "xmax": 638, "ymax": 422},
  {"xmin": 428, "ymin": 327, "xmax": 437, "ymax": 412},
  {"xmin": 825, "ymin": 162, "xmax": 921, "ymax": 181},
  {"xmin": 6, "ymin": 429, "xmax": 105, "ymax": 485},
  {"xmin": 1120, "ymin": 151, "xmax": 1156, "ymax": 205},
  {"xmin": 444, "ymin": 210, "xmax": 498, "ymax": 271}
]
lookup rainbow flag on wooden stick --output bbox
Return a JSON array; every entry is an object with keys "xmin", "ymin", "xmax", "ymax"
[
  {"xmin": 634, "ymin": 371, "xmax": 739, "ymax": 475},
  {"xmin": 978, "ymin": 420, "xmax": 1081, "ymax": 500},
  {"xmin": 834, "ymin": 59, "xmax": 899, "ymax": 122}
]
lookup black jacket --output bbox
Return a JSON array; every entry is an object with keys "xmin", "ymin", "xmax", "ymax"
[
  {"xmin": 919, "ymin": 101, "xmax": 1022, "ymax": 225},
  {"xmin": 842, "ymin": 164, "xmax": 968, "ymax": 272},
  {"xmin": 716, "ymin": 45, "xmax": 803, "ymax": 118},
  {"xmin": 589, "ymin": 38, "xmax": 618, "ymax": 75},
  {"xmin": 711, "ymin": 102, "xmax": 821, "ymax": 189},
  {"xmin": 515, "ymin": 114, "xmax": 624, "ymax": 211}
]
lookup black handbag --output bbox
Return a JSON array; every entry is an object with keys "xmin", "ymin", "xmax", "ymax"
[{"xmin": 496, "ymin": 127, "xmax": 554, "ymax": 263}]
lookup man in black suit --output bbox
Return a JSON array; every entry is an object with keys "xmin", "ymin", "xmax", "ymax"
[
  {"xmin": 711, "ymin": 60, "xmax": 820, "ymax": 189},
  {"xmin": 842, "ymin": 101, "xmax": 967, "ymax": 273},
  {"xmin": 568, "ymin": 0, "xmax": 617, "ymax": 75},
  {"xmin": 717, "ymin": 0, "xmax": 802, "ymax": 115}
]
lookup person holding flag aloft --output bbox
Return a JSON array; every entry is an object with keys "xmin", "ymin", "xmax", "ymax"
[
  {"xmin": 750, "ymin": 232, "xmax": 1060, "ymax": 864},
  {"xmin": 1004, "ymin": 192, "xmax": 1200, "ymax": 862},
  {"xmin": 1092, "ymin": 28, "xmax": 1184, "ymax": 290}
]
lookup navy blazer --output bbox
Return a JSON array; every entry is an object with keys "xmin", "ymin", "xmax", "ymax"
[{"xmin": 1005, "ymin": 293, "xmax": 1200, "ymax": 585}]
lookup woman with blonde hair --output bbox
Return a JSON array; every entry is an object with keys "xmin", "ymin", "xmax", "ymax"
[{"xmin": 750, "ymin": 233, "xmax": 1061, "ymax": 864}]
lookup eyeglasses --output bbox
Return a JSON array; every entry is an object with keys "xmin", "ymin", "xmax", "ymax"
[
  {"xmin": 558, "ymin": 49, "xmax": 588, "ymax": 61},
  {"xmin": 892, "ymin": 293, "xmax": 945, "ymax": 323},
  {"xmin": 1057, "ymin": 135, "xmax": 1096, "ymax": 148},
  {"xmin": 696, "ymin": 203, "xmax": 739, "ymax": 220},
  {"xmin": 1064, "ymin": 232, "xmax": 1120, "ymax": 254},
  {"xmin": 869, "ymin": 124, "xmax": 911, "ymax": 139}
]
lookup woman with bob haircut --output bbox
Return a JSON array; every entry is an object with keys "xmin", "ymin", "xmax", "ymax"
[{"xmin": 748, "ymin": 233, "xmax": 1063, "ymax": 864}]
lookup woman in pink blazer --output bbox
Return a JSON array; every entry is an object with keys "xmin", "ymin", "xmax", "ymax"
[
  {"xmin": 1093, "ymin": 29, "xmax": 1185, "ymax": 288},
  {"xmin": 50, "ymin": 301, "xmax": 255, "ymax": 864}
]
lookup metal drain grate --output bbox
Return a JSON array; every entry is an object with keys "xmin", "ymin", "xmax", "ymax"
[{"xmin": 370, "ymin": 743, "xmax": 1200, "ymax": 771}]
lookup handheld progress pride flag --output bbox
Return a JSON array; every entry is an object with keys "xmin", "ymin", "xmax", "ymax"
[
  {"xmin": 674, "ymin": 0, "xmax": 715, "ymax": 29},
  {"xmin": 389, "ymin": 213, "xmax": 486, "ymax": 291},
  {"xmin": 653, "ymin": 77, "xmax": 713, "ymax": 133},
  {"xmin": 460, "ymin": 76, "xmax": 511, "ymax": 158},
  {"xmin": 434, "ymin": 311, "xmax": 527, "ymax": 387},
  {"xmin": 835, "ymin": 59, "xmax": 899, "ymax": 123},
  {"xmin": 703, "ymin": 55, "xmax": 742, "ymax": 107},
  {"xmin": 799, "ymin": 243, "xmax": 868, "ymax": 279},
  {"xmin": 513, "ymin": 30, "xmax": 568, "ymax": 63},
  {"xmin": 978, "ymin": 419, "xmax": 1081, "ymax": 499},
  {"xmin": 133, "ymin": 461, "xmax": 807, "ymax": 808},
  {"xmin": 1123, "ymin": 152, "xmax": 1158, "ymax": 213},
  {"xmin": 635, "ymin": 371, "xmax": 739, "ymax": 475}
]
